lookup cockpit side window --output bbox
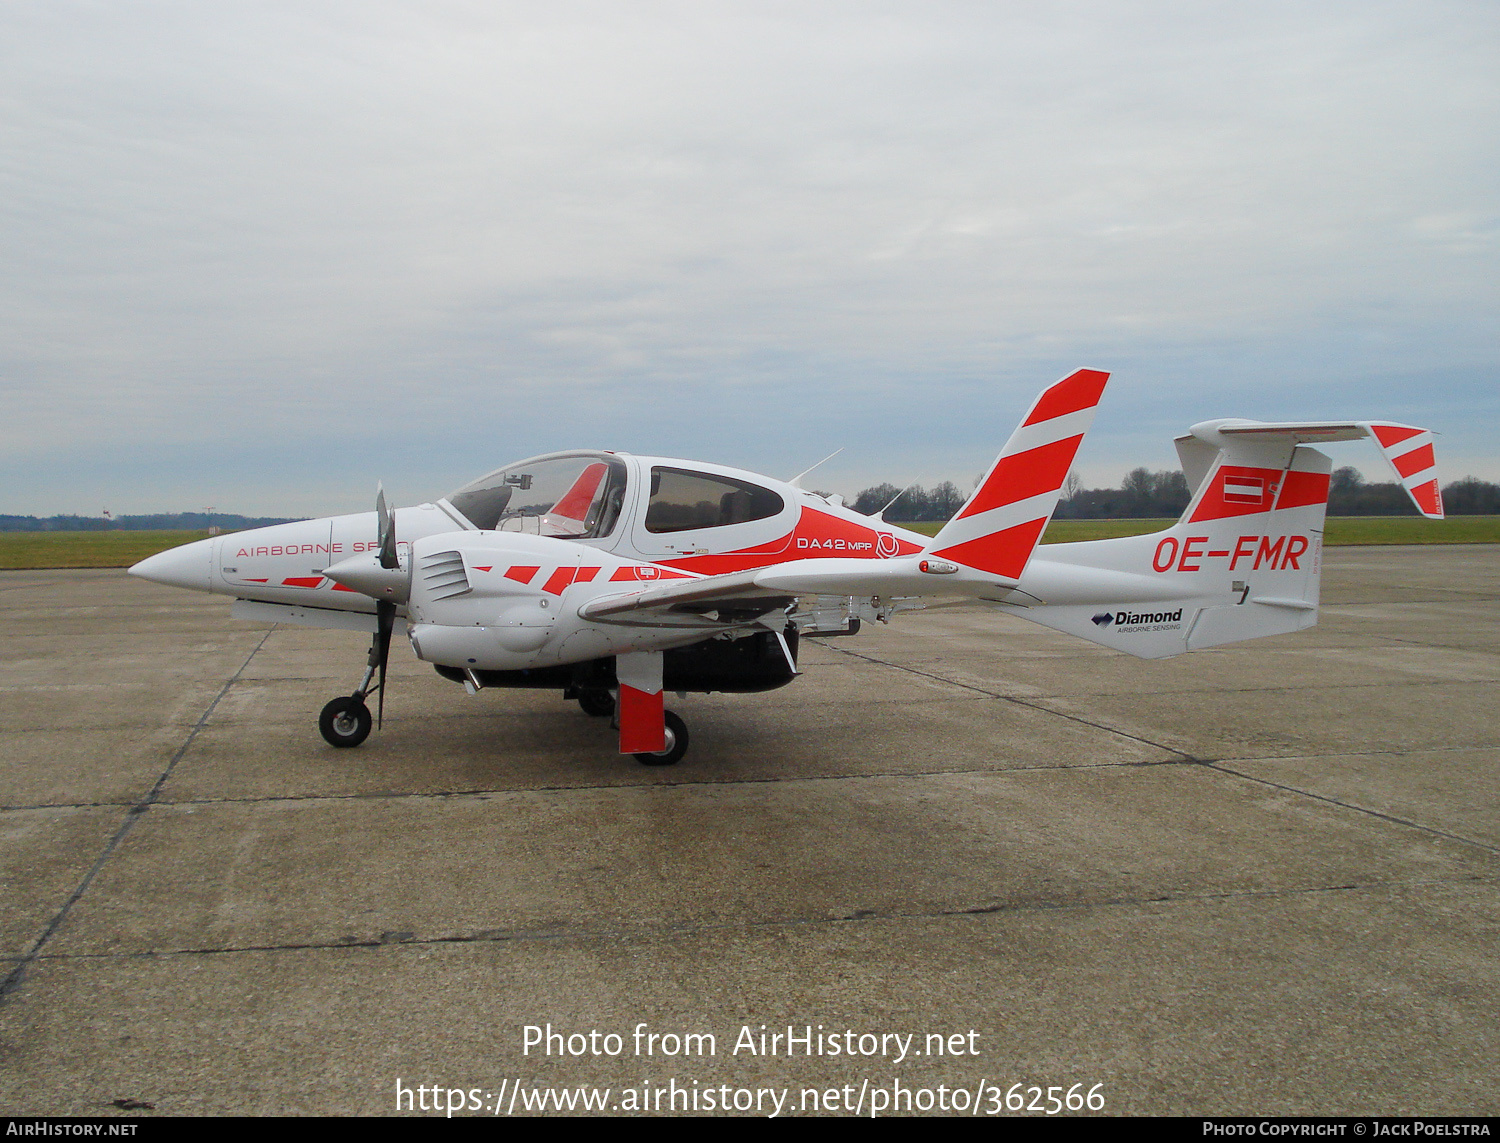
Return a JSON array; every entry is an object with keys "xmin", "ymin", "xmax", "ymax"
[
  {"xmin": 645, "ymin": 468, "xmax": 784, "ymax": 534},
  {"xmin": 448, "ymin": 456, "xmax": 628, "ymax": 538}
]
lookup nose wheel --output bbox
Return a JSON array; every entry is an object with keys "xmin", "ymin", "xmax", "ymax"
[
  {"xmin": 320, "ymin": 696, "xmax": 373, "ymax": 748},
  {"xmin": 632, "ymin": 711, "xmax": 689, "ymax": 766}
]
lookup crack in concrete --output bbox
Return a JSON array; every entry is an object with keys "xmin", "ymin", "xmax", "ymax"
[
  {"xmin": 1202, "ymin": 761, "xmax": 1500, "ymax": 856},
  {"xmin": 0, "ymin": 756, "xmax": 1203, "ymax": 813},
  {"xmin": 24, "ymin": 875, "xmax": 1492, "ymax": 966},
  {"xmin": 5, "ymin": 744, "xmax": 1492, "ymax": 814},
  {"xmin": 801, "ymin": 670, "xmax": 1499, "ymax": 701},
  {"xmin": 0, "ymin": 630, "xmax": 275, "ymax": 1002},
  {"xmin": 824, "ymin": 641, "xmax": 1200, "ymax": 761},
  {"xmin": 823, "ymin": 641, "xmax": 1500, "ymax": 857}
]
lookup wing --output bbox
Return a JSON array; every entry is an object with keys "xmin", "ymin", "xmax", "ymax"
[
  {"xmin": 577, "ymin": 556, "xmax": 1022, "ymax": 624},
  {"xmin": 579, "ymin": 567, "xmax": 795, "ymax": 624}
]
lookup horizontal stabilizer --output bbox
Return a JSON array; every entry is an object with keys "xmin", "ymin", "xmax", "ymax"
[{"xmin": 1179, "ymin": 419, "xmax": 1443, "ymax": 519}]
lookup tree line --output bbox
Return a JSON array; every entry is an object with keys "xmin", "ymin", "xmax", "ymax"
[
  {"xmin": 844, "ymin": 469, "xmax": 1500, "ymax": 521},
  {"xmin": 6, "ymin": 470, "xmax": 1498, "ymax": 532}
]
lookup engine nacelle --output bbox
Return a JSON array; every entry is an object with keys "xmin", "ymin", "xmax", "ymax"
[
  {"xmin": 403, "ymin": 530, "xmax": 740, "ymax": 672},
  {"xmin": 404, "ymin": 532, "xmax": 575, "ymax": 669}
]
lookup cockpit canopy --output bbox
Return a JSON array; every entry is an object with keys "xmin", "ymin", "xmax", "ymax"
[
  {"xmin": 447, "ymin": 453, "xmax": 628, "ymax": 538},
  {"xmin": 445, "ymin": 451, "xmax": 790, "ymax": 549}
]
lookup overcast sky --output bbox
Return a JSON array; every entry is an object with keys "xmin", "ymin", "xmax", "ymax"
[{"xmin": 3, "ymin": 1, "xmax": 1496, "ymax": 516}]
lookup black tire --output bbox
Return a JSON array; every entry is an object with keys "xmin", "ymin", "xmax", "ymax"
[
  {"xmin": 319, "ymin": 696, "xmax": 372, "ymax": 748},
  {"xmin": 633, "ymin": 710, "xmax": 689, "ymax": 766},
  {"xmin": 577, "ymin": 688, "xmax": 614, "ymax": 718}
]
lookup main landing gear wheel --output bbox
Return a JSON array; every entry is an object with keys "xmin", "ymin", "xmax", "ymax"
[
  {"xmin": 320, "ymin": 696, "xmax": 373, "ymax": 748},
  {"xmin": 577, "ymin": 689, "xmax": 614, "ymax": 718},
  {"xmin": 633, "ymin": 711, "xmax": 689, "ymax": 766}
]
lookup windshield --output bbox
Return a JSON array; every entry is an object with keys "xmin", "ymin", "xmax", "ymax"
[{"xmin": 447, "ymin": 454, "xmax": 628, "ymax": 538}]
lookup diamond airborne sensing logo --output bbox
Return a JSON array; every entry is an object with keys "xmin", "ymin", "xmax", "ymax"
[{"xmin": 1091, "ymin": 613, "xmax": 1114, "ymax": 627}]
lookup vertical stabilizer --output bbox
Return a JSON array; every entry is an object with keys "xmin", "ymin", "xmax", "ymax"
[{"xmin": 1007, "ymin": 441, "xmax": 1333, "ymax": 659}]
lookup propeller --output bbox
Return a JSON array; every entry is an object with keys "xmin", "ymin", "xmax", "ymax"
[
  {"xmin": 376, "ymin": 483, "xmax": 398, "ymax": 571},
  {"xmin": 321, "ymin": 484, "xmax": 414, "ymax": 730}
]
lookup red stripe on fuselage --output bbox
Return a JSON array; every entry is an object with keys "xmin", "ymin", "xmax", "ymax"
[
  {"xmin": 659, "ymin": 507, "xmax": 921, "ymax": 574},
  {"xmin": 610, "ymin": 566, "xmax": 691, "ymax": 581}
]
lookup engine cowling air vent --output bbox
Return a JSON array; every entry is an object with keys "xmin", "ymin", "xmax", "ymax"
[{"xmin": 421, "ymin": 550, "xmax": 472, "ymax": 601}]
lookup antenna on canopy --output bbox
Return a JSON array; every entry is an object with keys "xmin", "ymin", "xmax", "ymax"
[{"xmin": 789, "ymin": 447, "xmax": 844, "ymax": 489}]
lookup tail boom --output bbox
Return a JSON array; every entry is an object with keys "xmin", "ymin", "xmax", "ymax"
[
  {"xmin": 1000, "ymin": 407, "xmax": 1443, "ymax": 658},
  {"xmin": 1005, "ymin": 442, "xmax": 1333, "ymax": 659}
]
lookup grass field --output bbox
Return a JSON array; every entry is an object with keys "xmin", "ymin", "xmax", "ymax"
[
  {"xmin": 2, "ymin": 517, "xmax": 1496, "ymax": 570},
  {"xmin": 0, "ymin": 530, "xmax": 217, "ymax": 570}
]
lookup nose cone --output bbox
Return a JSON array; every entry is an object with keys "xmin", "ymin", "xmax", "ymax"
[{"xmin": 129, "ymin": 537, "xmax": 215, "ymax": 592}]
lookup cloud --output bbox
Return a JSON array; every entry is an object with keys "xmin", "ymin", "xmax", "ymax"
[{"xmin": 2, "ymin": 1, "xmax": 1496, "ymax": 513}]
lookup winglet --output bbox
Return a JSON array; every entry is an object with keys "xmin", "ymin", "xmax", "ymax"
[
  {"xmin": 926, "ymin": 369, "xmax": 1109, "ymax": 579},
  {"xmin": 1363, "ymin": 422, "xmax": 1444, "ymax": 519}
]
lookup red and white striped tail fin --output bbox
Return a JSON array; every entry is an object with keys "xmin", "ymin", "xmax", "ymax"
[
  {"xmin": 1007, "ymin": 442, "xmax": 1334, "ymax": 660},
  {"xmin": 1200, "ymin": 419, "xmax": 1443, "ymax": 520},
  {"xmin": 1364, "ymin": 423, "xmax": 1444, "ymax": 519},
  {"xmin": 925, "ymin": 368, "xmax": 1109, "ymax": 579}
]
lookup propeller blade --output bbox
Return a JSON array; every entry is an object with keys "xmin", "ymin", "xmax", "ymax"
[
  {"xmin": 376, "ymin": 483, "xmax": 398, "ymax": 570},
  {"xmin": 375, "ymin": 600, "xmax": 394, "ymax": 728}
]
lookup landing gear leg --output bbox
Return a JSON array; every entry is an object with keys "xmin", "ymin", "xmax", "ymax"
[
  {"xmin": 616, "ymin": 650, "xmax": 689, "ymax": 764},
  {"xmin": 319, "ymin": 631, "xmax": 383, "ymax": 749}
]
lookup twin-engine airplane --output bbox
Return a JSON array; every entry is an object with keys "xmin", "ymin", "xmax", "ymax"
[{"xmin": 130, "ymin": 370, "xmax": 1443, "ymax": 765}]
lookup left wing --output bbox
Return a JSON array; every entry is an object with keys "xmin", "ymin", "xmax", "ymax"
[
  {"xmin": 578, "ymin": 555, "xmax": 1016, "ymax": 624},
  {"xmin": 581, "ymin": 568, "xmax": 779, "ymax": 617}
]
